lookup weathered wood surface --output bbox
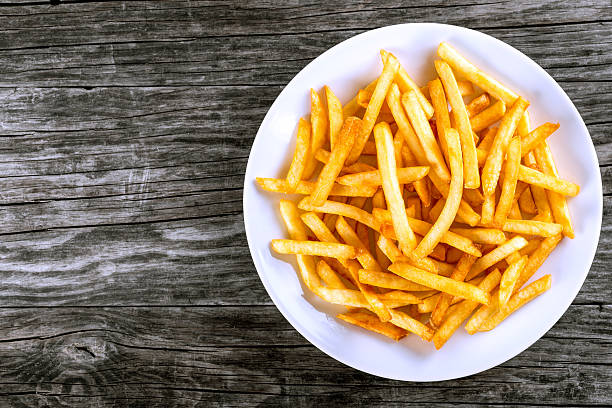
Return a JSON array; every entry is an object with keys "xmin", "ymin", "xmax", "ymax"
[{"xmin": 0, "ymin": 1, "xmax": 609, "ymax": 406}]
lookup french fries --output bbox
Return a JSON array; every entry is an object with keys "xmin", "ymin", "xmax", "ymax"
[
  {"xmin": 375, "ymin": 122, "xmax": 417, "ymax": 253},
  {"xmin": 311, "ymin": 117, "xmax": 362, "ymax": 205},
  {"xmin": 257, "ymin": 43, "xmax": 579, "ymax": 349}
]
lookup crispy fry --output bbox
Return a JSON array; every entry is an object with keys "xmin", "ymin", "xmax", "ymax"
[
  {"xmin": 467, "ymin": 236, "xmax": 528, "ymax": 280},
  {"xmin": 499, "ymin": 255, "xmax": 527, "ymax": 306},
  {"xmin": 402, "ymin": 90, "xmax": 451, "ymax": 183},
  {"xmin": 445, "ymin": 246, "xmax": 464, "ymax": 264},
  {"xmin": 279, "ymin": 200, "xmax": 320, "ymax": 290},
  {"xmin": 381, "ymin": 49, "xmax": 434, "ymax": 118},
  {"xmin": 518, "ymin": 184, "xmax": 538, "ymax": 214},
  {"xmin": 481, "ymin": 97, "xmax": 529, "ymax": 195},
  {"xmin": 517, "ymin": 165, "xmax": 580, "ymax": 196},
  {"xmin": 343, "ymin": 78, "xmax": 377, "ymax": 117},
  {"xmin": 502, "ymin": 219, "xmax": 563, "ymax": 237},
  {"xmin": 438, "ymin": 42, "xmax": 518, "ymax": 106},
  {"xmin": 315, "ymin": 286, "xmax": 416, "ymax": 309},
  {"xmin": 521, "ymin": 122, "xmax": 559, "ymax": 157},
  {"xmin": 317, "ymin": 259, "xmax": 347, "ymax": 289},
  {"xmin": 347, "ymin": 54, "xmax": 400, "ymax": 164},
  {"xmin": 271, "ymin": 239, "xmax": 356, "ymax": 259},
  {"xmin": 428, "ymin": 198, "xmax": 445, "ymax": 223},
  {"xmin": 478, "ymin": 274, "xmax": 552, "ymax": 331},
  {"xmin": 493, "ymin": 137, "xmax": 522, "ymax": 227},
  {"xmin": 256, "ymin": 178, "xmax": 376, "ymax": 197},
  {"xmin": 523, "ymin": 152, "xmax": 553, "ymax": 221},
  {"xmin": 362, "ymin": 140, "xmax": 377, "ymax": 155},
  {"xmin": 357, "ymin": 89, "xmax": 392, "ymax": 113},
  {"xmin": 534, "ymin": 143, "xmax": 575, "ymax": 237},
  {"xmin": 463, "ymin": 187, "xmax": 484, "ymax": 208},
  {"xmin": 429, "ymin": 78, "xmax": 452, "ymax": 165},
  {"xmin": 286, "ymin": 118, "xmax": 311, "ymax": 192},
  {"xmin": 400, "ymin": 143, "xmax": 431, "ymax": 206},
  {"xmin": 301, "ymin": 212, "xmax": 339, "ymax": 244},
  {"xmin": 358, "ymin": 268, "xmax": 431, "ymax": 291},
  {"xmin": 376, "ymin": 234, "xmax": 439, "ymax": 273},
  {"xmin": 470, "ymin": 100, "xmax": 506, "ymax": 133},
  {"xmin": 431, "ymin": 253, "xmax": 478, "ymax": 327},
  {"xmin": 432, "ymin": 269, "xmax": 501, "ymax": 349},
  {"xmin": 466, "ymin": 93, "xmax": 491, "ymax": 117},
  {"xmin": 303, "ymin": 89, "xmax": 328, "ymax": 178},
  {"xmin": 414, "ymin": 128, "xmax": 464, "ymax": 258},
  {"xmin": 435, "ymin": 60, "xmax": 479, "ymax": 188},
  {"xmin": 465, "ymin": 288, "xmax": 501, "ymax": 334},
  {"xmin": 374, "ymin": 122, "xmax": 417, "ymax": 253},
  {"xmin": 298, "ymin": 197, "xmax": 380, "ymax": 231},
  {"xmin": 449, "ymin": 227, "xmax": 506, "ymax": 245},
  {"xmin": 388, "ymin": 308, "xmax": 434, "ymax": 341},
  {"xmin": 428, "ymin": 171, "xmax": 481, "ymax": 226},
  {"xmin": 311, "ymin": 117, "xmax": 362, "ymax": 205},
  {"xmin": 325, "ymin": 86, "xmax": 344, "ymax": 149},
  {"xmin": 337, "ymin": 309, "xmax": 407, "ymax": 341},
  {"xmin": 372, "ymin": 209, "xmax": 482, "ymax": 257},
  {"xmin": 514, "ymin": 234, "xmax": 562, "ymax": 291},
  {"xmin": 389, "ymin": 262, "xmax": 490, "ymax": 304},
  {"xmin": 336, "ymin": 166, "xmax": 429, "ymax": 187},
  {"xmin": 478, "ymin": 126, "xmax": 497, "ymax": 151},
  {"xmin": 336, "ymin": 216, "xmax": 381, "ymax": 271}
]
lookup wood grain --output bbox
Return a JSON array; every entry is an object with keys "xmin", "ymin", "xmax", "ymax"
[{"xmin": 0, "ymin": 0, "xmax": 609, "ymax": 406}]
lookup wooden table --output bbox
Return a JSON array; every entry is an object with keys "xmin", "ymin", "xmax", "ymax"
[{"xmin": 0, "ymin": 1, "xmax": 609, "ymax": 406}]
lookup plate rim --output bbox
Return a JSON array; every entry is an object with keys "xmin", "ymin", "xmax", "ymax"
[{"xmin": 242, "ymin": 22, "xmax": 603, "ymax": 381}]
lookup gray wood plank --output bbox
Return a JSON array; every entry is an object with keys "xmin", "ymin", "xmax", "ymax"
[{"xmin": 0, "ymin": 305, "xmax": 609, "ymax": 406}]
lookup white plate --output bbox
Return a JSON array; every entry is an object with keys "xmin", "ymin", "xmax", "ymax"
[{"xmin": 243, "ymin": 23, "xmax": 602, "ymax": 381}]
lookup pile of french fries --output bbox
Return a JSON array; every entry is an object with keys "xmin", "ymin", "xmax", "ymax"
[{"xmin": 257, "ymin": 43, "xmax": 579, "ymax": 349}]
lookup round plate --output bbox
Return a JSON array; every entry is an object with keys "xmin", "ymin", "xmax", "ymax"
[{"xmin": 243, "ymin": 23, "xmax": 602, "ymax": 381}]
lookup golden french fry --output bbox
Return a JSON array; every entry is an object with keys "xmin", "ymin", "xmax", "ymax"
[
  {"xmin": 463, "ymin": 187, "xmax": 484, "ymax": 208},
  {"xmin": 438, "ymin": 42, "xmax": 518, "ymax": 106},
  {"xmin": 298, "ymin": 197, "xmax": 380, "ymax": 231},
  {"xmin": 427, "ymin": 198, "xmax": 445, "ymax": 223},
  {"xmin": 449, "ymin": 227, "xmax": 506, "ymax": 245},
  {"xmin": 402, "ymin": 90, "xmax": 451, "ymax": 184},
  {"xmin": 389, "ymin": 262, "xmax": 490, "ymax": 304},
  {"xmin": 271, "ymin": 239, "xmax": 356, "ymax": 259},
  {"xmin": 317, "ymin": 259, "xmax": 347, "ymax": 289},
  {"xmin": 521, "ymin": 122, "xmax": 560, "ymax": 157},
  {"xmin": 374, "ymin": 122, "xmax": 417, "ymax": 253},
  {"xmin": 435, "ymin": 60, "xmax": 480, "ymax": 188},
  {"xmin": 314, "ymin": 148, "xmax": 378, "ymax": 174},
  {"xmin": 445, "ymin": 246, "xmax": 464, "ymax": 264},
  {"xmin": 427, "ymin": 171, "xmax": 481, "ymax": 226},
  {"xmin": 336, "ymin": 216, "xmax": 381, "ymax": 271},
  {"xmin": 493, "ymin": 137, "xmax": 522, "ymax": 227},
  {"xmin": 286, "ymin": 118, "xmax": 311, "ymax": 192},
  {"xmin": 381, "ymin": 49, "xmax": 434, "ymax": 118},
  {"xmin": 533, "ymin": 143, "xmax": 576, "ymax": 237},
  {"xmin": 431, "ymin": 253, "xmax": 478, "ymax": 327},
  {"xmin": 311, "ymin": 117, "xmax": 362, "ymax": 205},
  {"xmin": 481, "ymin": 192, "xmax": 496, "ymax": 227},
  {"xmin": 466, "ymin": 93, "xmax": 491, "ymax": 117},
  {"xmin": 301, "ymin": 212, "xmax": 339, "ymax": 244},
  {"xmin": 519, "ymin": 238, "xmax": 542, "ymax": 257},
  {"xmin": 518, "ymin": 184, "xmax": 538, "ymax": 215},
  {"xmin": 400, "ymin": 143, "xmax": 431, "ymax": 206},
  {"xmin": 499, "ymin": 255, "xmax": 527, "ymax": 306},
  {"xmin": 414, "ymin": 128, "xmax": 464, "ymax": 258},
  {"xmin": 478, "ymin": 274, "xmax": 552, "ymax": 331},
  {"xmin": 432, "ymin": 269, "xmax": 501, "ymax": 349},
  {"xmin": 315, "ymin": 286, "xmax": 414, "ymax": 310},
  {"xmin": 336, "ymin": 166, "xmax": 429, "ymax": 187},
  {"xmin": 343, "ymin": 78, "xmax": 378, "ymax": 117},
  {"xmin": 303, "ymin": 89, "xmax": 328, "ymax": 178},
  {"xmin": 467, "ymin": 236, "xmax": 529, "ymax": 280},
  {"xmin": 376, "ymin": 234, "xmax": 439, "ymax": 273},
  {"xmin": 362, "ymin": 140, "xmax": 377, "ymax": 155},
  {"xmin": 523, "ymin": 152, "xmax": 552, "ymax": 220},
  {"xmin": 469, "ymin": 100, "xmax": 506, "ymax": 133},
  {"xmin": 502, "ymin": 219, "xmax": 563, "ymax": 237},
  {"xmin": 337, "ymin": 309, "xmax": 407, "ymax": 341},
  {"xmin": 279, "ymin": 200, "xmax": 320, "ymax": 290},
  {"xmin": 325, "ymin": 86, "xmax": 344, "ymax": 149},
  {"xmin": 256, "ymin": 178, "xmax": 376, "ymax": 197},
  {"xmin": 457, "ymin": 80, "xmax": 474, "ymax": 96},
  {"xmin": 481, "ymin": 97, "xmax": 529, "ymax": 195},
  {"xmin": 478, "ymin": 126, "xmax": 498, "ymax": 152},
  {"xmin": 388, "ymin": 308, "xmax": 434, "ymax": 341},
  {"xmin": 465, "ymin": 287, "xmax": 501, "ymax": 334},
  {"xmin": 358, "ymin": 268, "xmax": 431, "ymax": 291},
  {"xmin": 429, "ymin": 78, "xmax": 452, "ymax": 165},
  {"xmin": 517, "ymin": 165, "xmax": 579, "ymax": 197},
  {"xmin": 357, "ymin": 89, "xmax": 393, "ymax": 114},
  {"xmin": 347, "ymin": 54, "xmax": 400, "ymax": 164},
  {"xmin": 514, "ymin": 234, "xmax": 562, "ymax": 291},
  {"xmin": 372, "ymin": 208, "xmax": 482, "ymax": 257}
]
